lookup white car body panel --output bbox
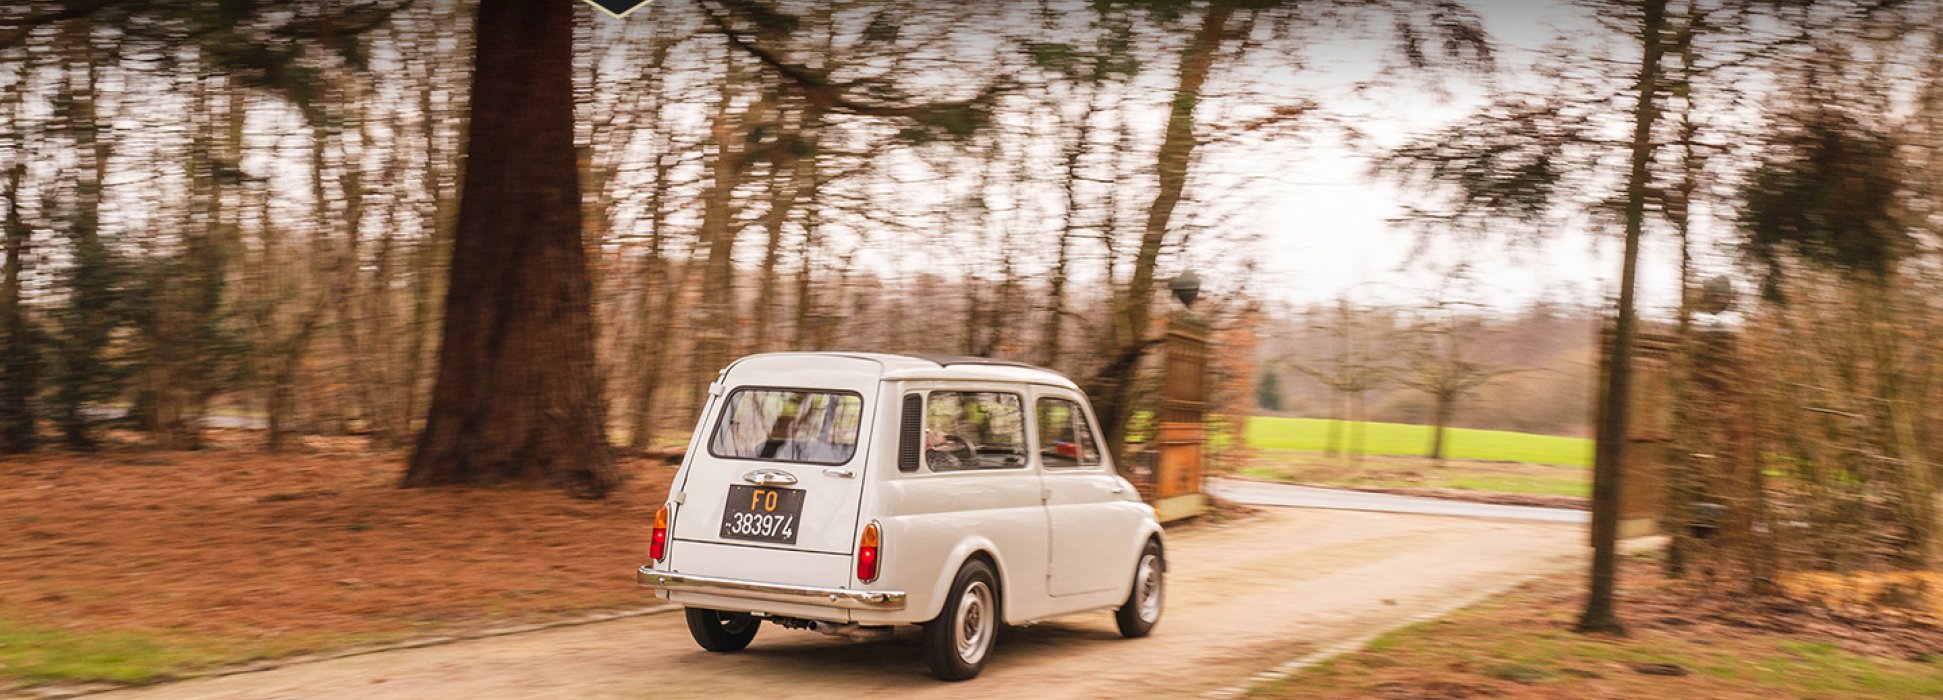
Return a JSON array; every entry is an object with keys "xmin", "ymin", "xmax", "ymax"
[{"xmin": 644, "ymin": 352, "xmax": 1165, "ymax": 628}]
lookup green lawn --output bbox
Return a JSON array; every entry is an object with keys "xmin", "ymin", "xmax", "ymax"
[
  {"xmin": 0, "ymin": 615, "xmax": 406, "ymax": 689},
  {"xmin": 1245, "ymin": 416, "xmax": 1593, "ymax": 468},
  {"xmin": 1238, "ymin": 450, "xmax": 1591, "ymax": 498},
  {"xmin": 0, "ymin": 618, "xmax": 266, "ymax": 686}
]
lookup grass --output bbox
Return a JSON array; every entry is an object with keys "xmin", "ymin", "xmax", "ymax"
[
  {"xmin": 0, "ymin": 617, "xmax": 377, "ymax": 686},
  {"xmin": 1245, "ymin": 416, "xmax": 1593, "ymax": 467},
  {"xmin": 1238, "ymin": 449, "xmax": 1591, "ymax": 498},
  {"xmin": 1251, "ymin": 561, "xmax": 1943, "ymax": 699},
  {"xmin": 0, "ymin": 621, "xmax": 222, "ymax": 685}
]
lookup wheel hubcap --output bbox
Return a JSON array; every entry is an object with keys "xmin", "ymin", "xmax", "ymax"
[
  {"xmin": 954, "ymin": 580, "xmax": 994, "ymax": 663},
  {"xmin": 1137, "ymin": 553, "xmax": 1163, "ymax": 623}
]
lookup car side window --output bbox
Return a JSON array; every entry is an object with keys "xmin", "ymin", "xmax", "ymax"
[
  {"xmin": 1036, "ymin": 397, "xmax": 1102, "ymax": 469},
  {"xmin": 923, "ymin": 391, "xmax": 1028, "ymax": 472}
]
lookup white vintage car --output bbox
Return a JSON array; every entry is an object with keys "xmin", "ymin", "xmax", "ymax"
[{"xmin": 638, "ymin": 352, "xmax": 1165, "ymax": 680}]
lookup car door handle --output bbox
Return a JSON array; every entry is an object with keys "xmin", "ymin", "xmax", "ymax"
[
  {"xmin": 822, "ymin": 468, "xmax": 855, "ymax": 479},
  {"xmin": 1109, "ymin": 484, "xmax": 1126, "ymax": 494},
  {"xmin": 741, "ymin": 469, "xmax": 799, "ymax": 486}
]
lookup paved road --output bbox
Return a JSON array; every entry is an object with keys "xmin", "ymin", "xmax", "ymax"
[
  {"xmin": 94, "ymin": 508, "xmax": 1583, "ymax": 700},
  {"xmin": 1209, "ymin": 477, "xmax": 1589, "ymax": 524}
]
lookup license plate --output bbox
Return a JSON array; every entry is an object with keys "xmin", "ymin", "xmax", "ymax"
[{"xmin": 721, "ymin": 485, "xmax": 805, "ymax": 545}]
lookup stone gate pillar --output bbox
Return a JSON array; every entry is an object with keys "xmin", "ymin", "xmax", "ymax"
[{"xmin": 1152, "ymin": 311, "xmax": 1211, "ymax": 522}]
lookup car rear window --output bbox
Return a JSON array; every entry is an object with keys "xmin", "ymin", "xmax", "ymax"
[{"xmin": 708, "ymin": 389, "xmax": 863, "ymax": 465}]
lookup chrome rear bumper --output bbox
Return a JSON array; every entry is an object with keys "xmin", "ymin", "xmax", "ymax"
[{"xmin": 637, "ymin": 566, "xmax": 907, "ymax": 611}]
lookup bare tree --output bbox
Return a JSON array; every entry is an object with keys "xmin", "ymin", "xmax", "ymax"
[
  {"xmin": 1390, "ymin": 301, "xmax": 1521, "ymax": 466},
  {"xmin": 1287, "ymin": 301, "xmax": 1391, "ymax": 465}
]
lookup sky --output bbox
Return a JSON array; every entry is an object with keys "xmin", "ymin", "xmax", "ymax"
[
  {"xmin": 1252, "ymin": 0, "xmax": 1688, "ymax": 314},
  {"xmin": 49, "ymin": 0, "xmax": 1698, "ymax": 321}
]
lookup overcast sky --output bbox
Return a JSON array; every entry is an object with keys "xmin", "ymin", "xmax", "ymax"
[{"xmin": 1255, "ymin": 0, "xmax": 1688, "ymax": 314}]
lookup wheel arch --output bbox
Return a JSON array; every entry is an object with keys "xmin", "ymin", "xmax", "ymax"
[
  {"xmin": 925, "ymin": 538, "xmax": 1013, "ymax": 623},
  {"xmin": 1115, "ymin": 521, "xmax": 1167, "ymax": 602}
]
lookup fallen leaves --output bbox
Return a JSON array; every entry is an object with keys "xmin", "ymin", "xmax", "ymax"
[{"xmin": 0, "ymin": 450, "xmax": 675, "ymax": 641}]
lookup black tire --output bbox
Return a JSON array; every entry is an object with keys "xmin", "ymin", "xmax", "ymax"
[
  {"xmin": 923, "ymin": 558, "xmax": 999, "ymax": 681},
  {"xmin": 1114, "ymin": 539, "xmax": 1164, "ymax": 638},
  {"xmin": 685, "ymin": 608, "xmax": 760, "ymax": 652}
]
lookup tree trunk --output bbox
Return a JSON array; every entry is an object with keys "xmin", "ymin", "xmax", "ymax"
[
  {"xmin": 1429, "ymin": 393, "xmax": 1452, "ymax": 466},
  {"xmin": 1042, "ymin": 98, "xmax": 1098, "ymax": 369},
  {"xmin": 403, "ymin": 12, "xmax": 463, "ymax": 447},
  {"xmin": 1863, "ymin": 280, "xmax": 1933, "ymax": 563},
  {"xmin": 1580, "ymin": 0, "xmax": 1666, "ymax": 635},
  {"xmin": 753, "ymin": 110, "xmax": 816, "ymax": 355},
  {"xmin": 53, "ymin": 18, "xmax": 116, "ymax": 449},
  {"xmin": 1350, "ymin": 390, "xmax": 1367, "ymax": 469},
  {"xmin": 689, "ymin": 51, "xmax": 748, "ymax": 422},
  {"xmin": 329, "ymin": 104, "xmax": 390, "ymax": 442},
  {"xmin": 1324, "ymin": 388, "xmax": 1344, "ymax": 458},
  {"xmin": 1093, "ymin": 2, "xmax": 1237, "ymax": 459},
  {"xmin": 147, "ymin": 69, "xmax": 238, "ymax": 451},
  {"xmin": 405, "ymin": 0, "xmax": 618, "ymax": 497},
  {"xmin": 626, "ymin": 100, "xmax": 683, "ymax": 451},
  {"xmin": 1663, "ymin": 4, "xmax": 1705, "ymax": 578},
  {"xmin": 1, "ymin": 163, "xmax": 35, "ymax": 453},
  {"xmin": 790, "ymin": 173, "xmax": 821, "ymax": 349}
]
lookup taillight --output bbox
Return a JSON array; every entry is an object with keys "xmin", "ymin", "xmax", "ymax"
[
  {"xmin": 650, "ymin": 505, "xmax": 669, "ymax": 562},
  {"xmin": 857, "ymin": 521, "xmax": 882, "ymax": 583}
]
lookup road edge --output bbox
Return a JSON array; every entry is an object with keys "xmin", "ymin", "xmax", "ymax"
[
  {"xmin": 1198, "ymin": 573, "xmax": 1545, "ymax": 699},
  {"xmin": 18, "ymin": 605, "xmax": 678, "ymax": 700}
]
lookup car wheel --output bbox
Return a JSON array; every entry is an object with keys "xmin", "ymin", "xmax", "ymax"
[
  {"xmin": 1114, "ymin": 540, "xmax": 1164, "ymax": 638},
  {"xmin": 923, "ymin": 558, "xmax": 999, "ymax": 681},
  {"xmin": 685, "ymin": 608, "xmax": 760, "ymax": 652}
]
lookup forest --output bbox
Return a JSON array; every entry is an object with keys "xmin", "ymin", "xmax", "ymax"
[{"xmin": 2, "ymin": 0, "xmax": 1942, "ymax": 639}]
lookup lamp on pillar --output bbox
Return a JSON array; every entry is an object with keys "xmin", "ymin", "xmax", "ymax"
[
  {"xmin": 1697, "ymin": 275, "xmax": 1735, "ymax": 316},
  {"xmin": 1170, "ymin": 270, "xmax": 1201, "ymax": 308}
]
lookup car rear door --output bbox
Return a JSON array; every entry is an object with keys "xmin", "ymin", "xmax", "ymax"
[{"xmin": 667, "ymin": 356, "xmax": 880, "ymax": 588}]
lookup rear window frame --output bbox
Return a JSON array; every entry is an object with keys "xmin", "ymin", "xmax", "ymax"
[{"xmin": 704, "ymin": 385, "xmax": 867, "ymax": 467}]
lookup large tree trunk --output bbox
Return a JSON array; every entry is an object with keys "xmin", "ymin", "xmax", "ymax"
[
  {"xmin": 1092, "ymin": 2, "xmax": 1237, "ymax": 459},
  {"xmin": 1580, "ymin": 0, "xmax": 1666, "ymax": 635},
  {"xmin": 405, "ymin": 0, "xmax": 618, "ymax": 497}
]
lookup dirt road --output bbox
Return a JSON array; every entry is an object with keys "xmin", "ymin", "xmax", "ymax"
[{"xmin": 93, "ymin": 508, "xmax": 1583, "ymax": 700}]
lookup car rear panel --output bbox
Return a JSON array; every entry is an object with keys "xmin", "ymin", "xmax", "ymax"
[
  {"xmin": 662, "ymin": 540, "xmax": 856, "ymax": 594},
  {"xmin": 667, "ymin": 355, "xmax": 882, "ymax": 590}
]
